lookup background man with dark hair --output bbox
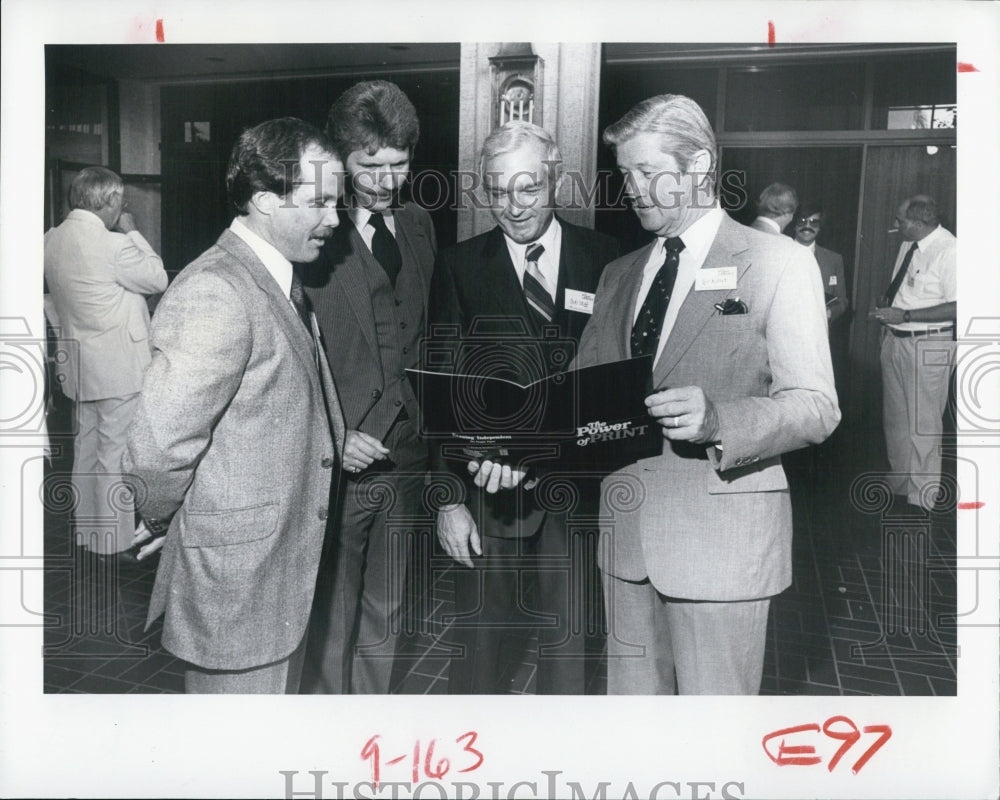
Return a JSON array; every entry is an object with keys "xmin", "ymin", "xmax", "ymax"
[
  {"xmin": 125, "ymin": 117, "xmax": 346, "ymax": 693},
  {"xmin": 428, "ymin": 120, "xmax": 619, "ymax": 694},
  {"xmin": 751, "ymin": 182, "xmax": 799, "ymax": 235},
  {"xmin": 300, "ymin": 80, "xmax": 437, "ymax": 694},
  {"xmin": 793, "ymin": 203, "xmax": 849, "ymax": 324},
  {"xmin": 576, "ymin": 95, "xmax": 839, "ymax": 694},
  {"xmin": 44, "ymin": 166, "xmax": 167, "ymax": 559},
  {"xmin": 871, "ymin": 194, "xmax": 956, "ymax": 512}
]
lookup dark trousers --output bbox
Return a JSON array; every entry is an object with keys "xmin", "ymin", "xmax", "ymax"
[
  {"xmin": 448, "ymin": 511, "xmax": 601, "ymax": 695},
  {"xmin": 301, "ymin": 416, "xmax": 427, "ymax": 694}
]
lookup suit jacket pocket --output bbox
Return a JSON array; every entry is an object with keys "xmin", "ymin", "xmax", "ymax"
[
  {"xmin": 181, "ymin": 501, "xmax": 280, "ymax": 547},
  {"xmin": 706, "ymin": 458, "xmax": 788, "ymax": 494}
]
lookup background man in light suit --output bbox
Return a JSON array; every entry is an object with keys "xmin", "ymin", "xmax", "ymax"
[
  {"xmin": 575, "ymin": 95, "xmax": 840, "ymax": 694},
  {"xmin": 44, "ymin": 166, "xmax": 167, "ymax": 557},
  {"xmin": 300, "ymin": 81, "xmax": 436, "ymax": 694},
  {"xmin": 751, "ymin": 182, "xmax": 798, "ymax": 235},
  {"xmin": 125, "ymin": 118, "xmax": 346, "ymax": 693},
  {"xmin": 793, "ymin": 203, "xmax": 849, "ymax": 324},
  {"xmin": 429, "ymin": 121, "xmax": 619, "ymax": 693}
]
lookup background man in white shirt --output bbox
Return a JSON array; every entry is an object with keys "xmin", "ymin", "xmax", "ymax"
[{"xmin": 871, "ymin": 194, "xmax": 956, "ymax": 512}]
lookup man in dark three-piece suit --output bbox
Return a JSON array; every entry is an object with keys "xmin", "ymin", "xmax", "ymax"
[
  {"xmin": 125, "ymin": 118, "xmax": 346, "ymax": 693},
  {"xmin": 575, "ymin": 95, "xmax": 840, "ymax": 694},
  {"xmin": 428, "ymin": 121, "xmax": 620, "ymax": 693},
  {"xmin": 300, "ymin": 81, "xmax": 436, "ymax": 694}
]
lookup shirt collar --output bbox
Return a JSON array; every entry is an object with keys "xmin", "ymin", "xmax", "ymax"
[
  {"xmin": 66, "ymin": 208, "xmax": 106, "ymax": 227},
  {"xmin": 503, "ymin": 215, "xmax": 562, "ymax": 264},
  {"xmin": 756, "ymin": 216, "xmax": 782, "ymax": 234},
  {"xmin": 230, "ymin": 217, "xmax": 293, "ymax": 299},
  {"xmin": 350, "ymin": 206, "xmax": 396, "ymax": 236},
  {"xmin": 657, "ymin": 205, "xmax": 725, "ymax": 267}
]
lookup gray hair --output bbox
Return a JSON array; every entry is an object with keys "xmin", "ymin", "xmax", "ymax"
[
  {"xmin": 901, "ymin": 194, "xmax": 939, "ymax": 226},
  {"xmin": 479, "ymin": 121, "xmax": 563, "ymax": 184},
  {"xmin": 69, "ymin": 166, "xmax": 123, "ymax": 212},
  {"xmin": 603, "ymin": 94, "xmax": 718, "ymax": 191},
  {"xmin": 757, "ymin": 183, "xmax": 799, "ymax": 217}
]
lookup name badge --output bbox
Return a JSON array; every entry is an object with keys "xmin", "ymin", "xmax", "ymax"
[
  {"xmin": 828, "ymin": 275, "xmax": 838, "ymax": 286},
  {"xmin": 564, "ymin": 288, "xmax": 595, "ymax": 314},
  {"xmin": 906, "ymin": 274, "xmax": 916, "ymax": 288},
  {"xmin": 694, "ymin": 267, "xmax": 738, "ymax": 292}
]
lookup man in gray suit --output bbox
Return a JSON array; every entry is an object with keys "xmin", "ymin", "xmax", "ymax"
[
  {"xmin": 751, "ymin": 182, "xmax": 798, "ymax": 235},
  {"xmin": 44, "ymin": 166, "xmax": 167, "ymax": 557},
  {"xmin": 125, "ymin": 118, "xmax": 346, "ymax": 693},
  {"xmin": 300, "ymin": 81, "xmax": 436, "ymax": 694},
  {"xmin": 575, "ymin": 95, "xmax": 840, "ymax": 694}
]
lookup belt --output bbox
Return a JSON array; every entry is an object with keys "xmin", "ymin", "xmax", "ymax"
[{"xmin": 889, "ymin": 326, "xmax": 954, "ymax": 339}]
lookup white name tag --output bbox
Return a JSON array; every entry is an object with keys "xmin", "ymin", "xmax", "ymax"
[
  {"xmin": 694, "ymin": 267, "xmax": 738, "ymax": 291},
  {"xmin": 564, "ymin": 288, "xmax": 595, "ymax": 314},
  {"xmin": 828, "ymin": 275, "xmax": 838, "ymax": 286}
]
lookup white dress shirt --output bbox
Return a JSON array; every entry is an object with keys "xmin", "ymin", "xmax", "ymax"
[
  {"xmin": 503, "ymin": 217, "xmax": 562, "ymax": 303},
  {"xmin": 230, "ymin": 217, "xmax": 293, "ymax": 300},
  {"xmin": 351, "ymin": 206, "xmax": 397, "ymax": 253},
  {"xmin": 888, "ymin": 224, "xmax": 957, "ymax": 332},
  {"xmin": 633, "ymin": 206, "xmax": 725, "ymax": 366}
]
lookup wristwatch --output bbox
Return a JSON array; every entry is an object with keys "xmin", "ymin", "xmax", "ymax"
[{"xmin": 903, "ymin": 310, "xmax": 911, "ymax": 323}]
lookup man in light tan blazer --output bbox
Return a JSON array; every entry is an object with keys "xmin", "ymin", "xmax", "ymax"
[
  {"xmin": 125, "ymin": 118, "xmax": 346, "ymax": 693},
  {"xmin": 575, "ymin": 95, "xmax": 840, "ymax": 694},
  {"xmin": 44, "ymin": 166, "xmax": 167, "ymax": 556}
]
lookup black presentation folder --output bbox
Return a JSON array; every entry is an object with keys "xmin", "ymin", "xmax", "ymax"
[{"xmin": 406, "ymin": 354, "xmax": 660, "ymax": 474}]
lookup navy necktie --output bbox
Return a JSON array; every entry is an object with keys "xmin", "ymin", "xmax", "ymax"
[{"xmin": 631, "ymin": 236, "xmax": 685, "ymax": 358}]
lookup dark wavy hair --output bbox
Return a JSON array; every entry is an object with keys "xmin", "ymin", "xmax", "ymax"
[
  {"xmin": 326, "ymin": 80, "xmax": 419, "ymax": 158},
  {"xmin": 226, "ymin": 117, "xmax": 334, "ymax": 215}
]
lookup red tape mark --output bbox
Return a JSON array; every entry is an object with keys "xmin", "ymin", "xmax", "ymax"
[
  {"xmin": 768, "ymin": 21, "xmax": 776, "ymax": 46},
  {"xmin": 957, "ymin": 501, "xmax": 985, "ymax": 510},
  {"xmin": 957, "ymin": 62, "xmax": 979, "ymax": 72},
  {"xmin": 156, "ymin": 19, "xmax": 165, "ymax": 42}
]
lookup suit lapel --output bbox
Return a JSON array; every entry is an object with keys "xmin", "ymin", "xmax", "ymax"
[
  {"xmin": 322, "ymin": 216, "xmax": 377, "ymax": 358},
  {"xmin": 484, "ymin": 227, "xmax": 539, "ymax": 335},
  {"xmin": 652, "ymin": 215, "xmax": 753, "ymax": 387},
  {"xmin": 216, "ymin": 230, "xmax": 321, "ymax": 391},
  {"xmin": 617, "ymin": 244, "xmax": 656, "ymax": 358},
  {"xmin": 394, "ymin": 209, "xmax": 432, "ymax": 318},
  {"xmin": 310, "ymin": 313, "xmax": 347, "ymax": 454}
]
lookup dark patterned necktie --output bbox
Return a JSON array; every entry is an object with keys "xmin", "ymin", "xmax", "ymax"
[
  {"xmin": 522, "ymin": 242, "xmax": 555, "ymax": 322},
  {"xmin": 880, "ymin": 241, "xmax": 919, "ymax": 307},
  {"xmin": 289, "ymin": 271, "xmax": 312, "ymax": 333},
  {"xmin": 631, "ymin": 236, "xmax": 685, "ymax": 358},
  {"xmin": 369, "ymin": 213, "xmax": 402, "ymax": 286}
]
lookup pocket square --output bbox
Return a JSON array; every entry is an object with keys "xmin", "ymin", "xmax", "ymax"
[{"xmin": 714, "ymin": 297, "xmax": 748, "ymax": 315}]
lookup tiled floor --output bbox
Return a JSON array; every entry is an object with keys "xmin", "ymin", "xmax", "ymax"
[{"xmin": 42, "ymin": 407, "xmax": 958, "ymax": 696}]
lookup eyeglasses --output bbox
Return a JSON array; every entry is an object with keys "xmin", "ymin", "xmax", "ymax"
[{"xmin": 795, "ymin": 216, "xmax": 822, "ymax": 226}]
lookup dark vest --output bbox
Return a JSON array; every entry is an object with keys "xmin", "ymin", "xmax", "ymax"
[{"xmin": 360, "ymin": 254, "xmax": 424, "ymax": 437}]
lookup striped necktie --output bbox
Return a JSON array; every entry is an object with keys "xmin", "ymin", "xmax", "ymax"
[{"xmin": 523, "ymin": 242, "xmax": 555, "ymax": 322}]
